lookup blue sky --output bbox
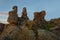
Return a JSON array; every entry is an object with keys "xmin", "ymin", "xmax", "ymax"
[{"xmin": 0, "ymin": 0, "xmax": 60, "ymax": 23}]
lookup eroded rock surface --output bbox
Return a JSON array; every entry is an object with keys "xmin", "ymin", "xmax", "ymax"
[
  {"xmin": 0, "ymin": 6, "xmax": 60, "ymax": 40},
  {"xmin": 21, "ymin": 7, "xmax": 29, "ymax": 22},
  {"xmin": 7, "ymin": 6, "xmax": 18, "ymax": 24},
  {"xmin": 33, "ymin": 11, "xmax": 46, "ymax": 25}
]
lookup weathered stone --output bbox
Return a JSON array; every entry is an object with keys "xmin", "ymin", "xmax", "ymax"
[
  {"xmin": 12, "ymin": 6, "xmax": 18, "ymax": 13},
  {"xmin": 7, "ymin": 6, "xmax": 18, "ymax": 24},
  {"xmin": 39, "ymin": 10, "xmax": 46, "ymax": 19},
  {"xmin": 50, "ymin": 26, "xmax": 60, "ymax": 39},
  {"xmin": 33, "ymin": 10, "xmax": 46, "ymax": 27},
  {"xmin": 0, "ymin": 24, "xmax": 19, "ymax": 40},
  {"xmin": 33, "ymin": 12, "xmax": 40, "ymax": 24},
  {"xmin": 25, "ymin": 20, "xmax": 34, "ymax": 29},
  {"xmin": 39, "ymin": 10, "xmax": 46, "ymax": 24},
  {"xmin": 17, "ymin": 26, "xmax": 35, "ymax": 40},
  {"xmin": 0, "ymin": 23, "xmax": 5, "ymax": 34},
  {"xmin": 21, "ymin": 7, "xmax": 29, "ymax": 22},
  {"xmin": 1, "ymin": 5, "xmax": 60, "ymax": 40},
  {"xmin": 38, "ymin": 29, "xmax": 59, "ymax": 40},
  {"xmin": 0, "ymin": 25, "xmax": 35, "ymax": 40}
]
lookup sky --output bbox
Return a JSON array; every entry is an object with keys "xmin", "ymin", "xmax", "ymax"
[{"xmin": 0, "ymin": 0, "xmax": 60, "ymax": 24}]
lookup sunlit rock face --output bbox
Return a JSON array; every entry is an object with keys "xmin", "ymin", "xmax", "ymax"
[
  {"xmin": 7, "ymin": 6, "xmax": 18, "ymax": 25},
  {"xmin": 39, "ymin": 11, "xmax": 46, "ymax": 24}
]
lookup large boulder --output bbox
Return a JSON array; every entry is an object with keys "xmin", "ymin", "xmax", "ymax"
[
  {"xmin": 0, "ymin": 6, "xmax": 59, "ymax": 40},
  {"xmin": 50, "ymin": 26, "xmax": 60, "ymax": 39},
  {"xmin": 37, "ymin": 29, "xmax": 59, "ymax": 40}
]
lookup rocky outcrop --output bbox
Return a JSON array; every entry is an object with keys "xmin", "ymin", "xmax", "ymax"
[
  {"xmin": 0, "ymin": 6, "xmax": 60, "ymax": 40},
  {"xmin": 39, "ymin": 11, "xmax": 46, "ymax": 24},
  {"xmin": 33, "ymin": 12, "xmax": 40, "ymax": 24},
  {"xmin": 0, "ymin": 24, "xmax": 35, "ymax": 40},
  {"xmin": 0, "ymin": 26, "xmax": 59, "ymax": 40},
  {"xmin": 7, "ymin": 6, "xmax": 18, "ymax": 25},
  {"xmin": 33, "ymin": 10, "xmax": 46, "ymax": 24},
  {"xmin": 37, "ymin": 29, "xmax": 59, "ymax": 40},
  {"xmin": 21, "ymin": 7, "xmax": 29, "ymax": 22},
  {"xmin": 50, "ymin": 26, "xmax": 60, "ymax": 39}
]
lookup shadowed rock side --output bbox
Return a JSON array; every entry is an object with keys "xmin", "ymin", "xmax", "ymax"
[
  {"xmin": 0, "ymin": 6, "xmax": 60, "ymax": 40},
  {"xmin": 21, "ymin": 7, "xmax": 29, "ymax": 22},
  {"xmin": 0, "ymin": 23, "xmax": 5, "ymax": 34},
  {"xmin": 18, "ymin": 7, "xmax": 29, "ymax": 25}
]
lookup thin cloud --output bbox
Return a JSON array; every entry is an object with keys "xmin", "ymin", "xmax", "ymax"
[
  {"xmin": 0, "ymin": 21, "xmax": 8, "ymax": 24},
  {"xmin": 0, "ymin": 12, "xmax": 8, "ymax": 16},
  {"xmin": 0, "ymin": 12, "xmax": 21, "ymax": 17}
]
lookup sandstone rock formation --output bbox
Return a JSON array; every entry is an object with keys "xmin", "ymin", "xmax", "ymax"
[
  {"xmin": 33, "ymin": 11, "xmax": 46, "ymax": 29},
  {"xmin": 33, "ymin": 12, "xmax": 40, "ymax": 24},
  {"xmin": 21, "ymin": 7, "xmax": 29, "ymax": 22},
  {"xmin": 0, "ymin": 24, "xmax": 35, "ymax": 40},
  {"xmin": 7, "ymin": 6, "xmax": 18, "ymax": 25},
  {"xmin": 0, "ymin": 6, "xmax": 60, "ymax": 40},
  {"xmin": 39, "ymin": 10, "xmax": 46, "ymax": 24},
  {"xmin": 33, "ymin": 10, "xmax": 46, "ymax": 24}
]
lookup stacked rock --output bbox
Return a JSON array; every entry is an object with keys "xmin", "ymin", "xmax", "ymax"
[
  {"xmin": 33, "ymin": 10, "xmax": 46, "ymax": 27},
  {"xmin": 21, "ymin": 7, "xmax": 29, "ymax": 22},
  {"xmin": 7, "ymin": 6, "xmax": 18, "ymax": 25}
]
